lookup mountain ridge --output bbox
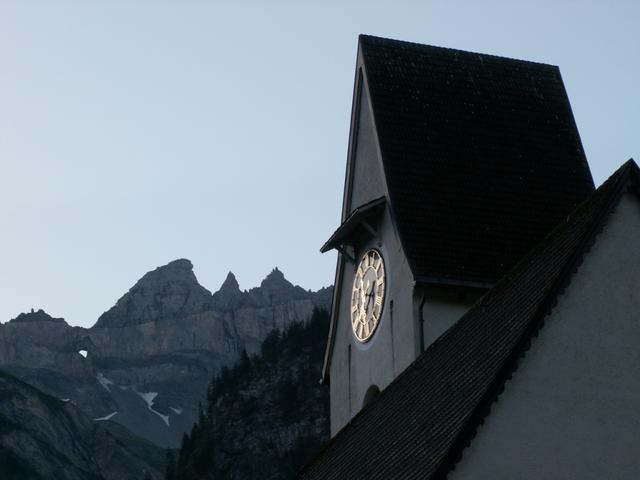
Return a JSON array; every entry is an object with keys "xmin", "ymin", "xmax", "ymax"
[
  {"xmin": 9, "ymin": 308, "xmax": 68, "ymax": 325},
  {"xmin": 0, "ymin": 258, "xmax": 332, "ymax": 451}
]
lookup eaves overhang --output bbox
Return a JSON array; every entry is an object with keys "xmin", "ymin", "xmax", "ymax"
[{"xmin": 320, "ymin": 196, "xmax": 386, "ymax": 254}]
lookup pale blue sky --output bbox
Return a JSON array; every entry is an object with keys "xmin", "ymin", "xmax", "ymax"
[{"xmin": 0, "ymin": 1, "xmax": 638, "ymax": 327}]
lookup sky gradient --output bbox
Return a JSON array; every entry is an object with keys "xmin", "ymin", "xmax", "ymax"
[{"xmin": 1, "ymin": 1, "xmax": 638, "ymax": 327}]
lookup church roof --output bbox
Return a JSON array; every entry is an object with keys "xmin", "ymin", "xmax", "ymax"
[
  {"xmin": 359, "ymin": 35, "xmax": 595, "ymax": 287},
  {"xmin": 300, "ymin": 159, "xmax": 639, "ymax": 480}
]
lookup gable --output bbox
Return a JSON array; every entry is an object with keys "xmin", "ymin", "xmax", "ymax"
[
  {"xmin": 322, "ymin": 66, "xmax": 422, "ymax": 436},
  {"xmin": 450, "ymin": 192, "xmax": 640, "ymax": 479},
  {"xmin": 320, "ymin": 63, "xmax": 411, "ymax": 387},
  {"xmin": 346, "ymin": 76, "xmax": 386, "ymax": 213}
]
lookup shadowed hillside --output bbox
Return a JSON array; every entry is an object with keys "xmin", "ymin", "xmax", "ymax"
[
  {"xmin": 0, "ymin": 370, "xmax": 165, "ymax": 480},
  {"xmin": 167, "ymin": 308, "xmax": 330, "ymax": 480}
]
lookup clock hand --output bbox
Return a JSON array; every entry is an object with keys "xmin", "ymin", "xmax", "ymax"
[
  {"xmin": 362, "ymin": 280, "xmax": 370, "ymax": 305},
  {"xmin": 359, "ymin": 279, "xmax": 367, "ymax": 309},
  {"xmin": 356, "ymin": 280, "xmax": 367, "ymax": 326},
  {"xmin": 364, "ymin": 284, "xmax": 376, "ymax": 314},
  {"xmin": 365, "ymin": 296, "xmax": 371, "ymax": 315}
]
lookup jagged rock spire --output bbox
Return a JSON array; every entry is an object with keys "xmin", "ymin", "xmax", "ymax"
[
  {"xmin": 253, "ymin": 267, "xmax": 309, "ymax": 305},
  {"xmin": 220, "ymin": 271, "xmax": 240, "ymax": 292},
  {"xmin": 212, "ymin": 271, "xmax": 244, "ymax": 311},
  {"xmin": 260, "ymin": 267, "xmax": 290, "ymax": 289}
]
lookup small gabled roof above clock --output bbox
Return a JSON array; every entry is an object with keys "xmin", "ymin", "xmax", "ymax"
[
  {"xmin": 301, "ymin": 159, "xmax": 640, "ymax": 480},
  {"xmin": 343, "ymin": 35, "xmax": 595, "ymax": 287},
  {"xmin": 320, "ymin": 196, "xmax": 386, "ymax": 256}
]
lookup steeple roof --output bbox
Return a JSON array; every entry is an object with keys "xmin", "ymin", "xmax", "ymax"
[{"xmin": 358, "ymin": 35, "xmax": 595, "ymax": 286}]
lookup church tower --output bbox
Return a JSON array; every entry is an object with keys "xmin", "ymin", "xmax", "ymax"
[{"xmin": 320, "ymin": 35, "xmax": 594, "ymax": 436}]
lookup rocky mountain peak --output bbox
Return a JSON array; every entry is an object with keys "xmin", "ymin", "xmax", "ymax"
[
  {"xmin": 93, "ymin": 258, "xmax": 213, "ymax": 328},
  {"xmin": 211, "ymin": 271, "xmax": 244, "ymax": 311},
  {"xmin": 220, "ymin": 271, "xmax": 240, "ymax": 292},
  {"xmin": 260, "ymin": 267, "xmax": 290, "ymax": 289},
  {"xmin": 249, "ymin": 267, "xmax": 309, "ymax": 305},
  {"xmin": 164, "ymin": 258, "xmax": 194, "ymax": 269},
  {"xmin": 9, "ymin": 309, "xmax": 67, "ymax": 324}
]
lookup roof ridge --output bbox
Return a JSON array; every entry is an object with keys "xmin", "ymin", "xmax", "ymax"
[{"xmin": 359, "ymin": 33, "xmax": 558, "ymax": 69}]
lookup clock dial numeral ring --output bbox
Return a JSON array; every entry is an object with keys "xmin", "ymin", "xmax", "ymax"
[{"xmin": 350, "ymin": 249, "xmax": 386, "ymax": 342}]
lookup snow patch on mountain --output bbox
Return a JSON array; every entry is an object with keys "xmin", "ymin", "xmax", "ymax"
[
  {"xmin": 135, "ymin": 390, "xmax": 170, "ymax": 426},
  {"xmin": 96, "ymin": 373, "xmax": 114, "ymax": 392},
  {"xmin": 94, "ymin": 411, "xmax": 118, "ymax": 421},
  {"xmin": 170, "ymin": 407, "xmax": 183, "ymax": 415},
  {"xmin": 138, "ymin": 391, "xmax": 157, "ymax": 405},
  {"xmin": 78, "ymin": 350, "xmax": 88, "ymax": 358}
]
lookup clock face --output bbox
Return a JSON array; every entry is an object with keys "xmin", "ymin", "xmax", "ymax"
[{"xmin": 351, "ymin": 249, "xmax": 386, "ymax": 342}]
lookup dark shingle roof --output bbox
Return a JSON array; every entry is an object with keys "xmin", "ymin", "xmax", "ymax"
[
  {"xmin": 300, "ymin": 160, "xmax": 638, "ymax": 480},
  {"xmin": 360, "ymin": 35, "xmax": 595, "ymax": 286}
]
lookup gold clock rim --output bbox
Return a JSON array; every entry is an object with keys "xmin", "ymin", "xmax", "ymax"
[{"xmin": 350, "ymin": 248, "xmax": 386, "ymax": 343}]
